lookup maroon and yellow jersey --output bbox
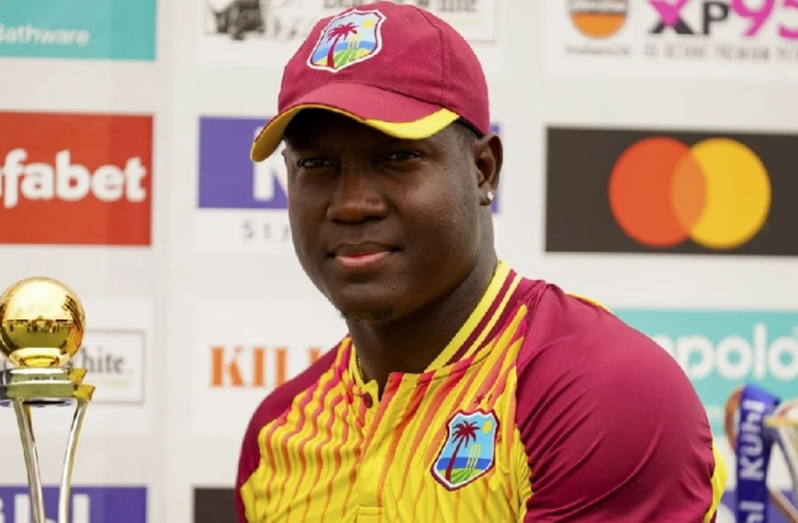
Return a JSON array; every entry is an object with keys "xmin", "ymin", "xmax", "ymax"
[{"xmin": 235, "ymin": 262, "xmax": 727, "ymax": 522}]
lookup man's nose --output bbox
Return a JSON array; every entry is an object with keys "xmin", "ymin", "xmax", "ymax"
[{"xmin": 327, "ymin": 166, "xmax": 388, "ymax": 223}]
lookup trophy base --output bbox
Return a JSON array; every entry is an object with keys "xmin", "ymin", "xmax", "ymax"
[
  {"xmin": 4, "ymin": 347, "xmax": 74, "ymax": 369},
  {"xmin": 0, "ymin": 398, "xmax": 74, "ymax": 407},
  {"xmin": 0, "ymin": 368, "xmax": 94, "ymax": 405}
]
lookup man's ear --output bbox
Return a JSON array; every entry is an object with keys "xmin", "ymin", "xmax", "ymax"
[{"xmin": 474, "ymin": 132, "xmax": 503, "ymax": 206}]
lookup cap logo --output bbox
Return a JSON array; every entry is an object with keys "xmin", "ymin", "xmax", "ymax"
[{"xmin": 307, "ymin": 9, "xmax": 386, "ymax": 73}]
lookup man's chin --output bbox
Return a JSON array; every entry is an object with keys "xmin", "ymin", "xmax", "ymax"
[
  {"xmin": 338, "ymin": 307, "xmax": 400, "ymax": 327},
  {"xmin": 325, "ymin": 286, "xmax": 411, "ymax": 327}
]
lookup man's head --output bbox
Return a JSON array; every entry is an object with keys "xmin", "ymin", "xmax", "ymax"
[
  {"xmin": 250, "ymin": 1, "xmax": 491, "ymax": 162},
  {"xmin": 251, "ymin": 2, "xmax": 502, "ymax": 325}
]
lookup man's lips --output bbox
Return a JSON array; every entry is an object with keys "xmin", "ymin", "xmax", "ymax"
[
  {"xmin": 329, "ymin": 242, "xmax": 397, "ymax": 271},
  {"xmin": 335, "ymin": 251, "xmax": 390, "ymax": 269}
]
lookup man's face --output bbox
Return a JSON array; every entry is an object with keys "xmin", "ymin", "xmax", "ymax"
[{"xmin": 283, "ymin": 110, "xmax": 489, "ymax": 325}]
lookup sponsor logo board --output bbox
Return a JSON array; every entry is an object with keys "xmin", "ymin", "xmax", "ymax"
[
  {"xmin": 210, "ymin": 345, "xmax": 323, "ymax": 389},
  {"xmin": 0, "ymin": 0, "xmax": 156, "ymax": 60},
  {"xmin": 545, "ymin": 127, "xmax": 798, "ymax": 255},
  {"xmin": 0, "ymin": 486, "xmax": 147, "ymax": 523},
  {"xmin": 545, "ymin": 0, "xmax": 798, "ymax": 80},
  {"xmin": 196, "ymin": 344, "xmax": 324, "ymax": 436},
  {"xmin": 196, "ymin": 116, "xmax": 291, "ymax": 253},
  {"xmin": 0, "ymin": 111, "xmax": 153, "ymax": 246}
]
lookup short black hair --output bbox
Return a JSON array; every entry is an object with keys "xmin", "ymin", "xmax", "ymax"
[
  {"xmin": 453, "ymin": 118, "xmax": 482, "ymax": 139},
  {"xmin": 451, "ymin": 118, "xmax": 482, "ymax": 151}
]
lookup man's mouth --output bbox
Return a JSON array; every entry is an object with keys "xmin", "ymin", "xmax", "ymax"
[
  {"xmin": 335, "ymin": 251, "xmax": 390, "ymax": 269},
  {"xmin": 330, "ymin": 242, "xmax": 398, "ymax": 271}
]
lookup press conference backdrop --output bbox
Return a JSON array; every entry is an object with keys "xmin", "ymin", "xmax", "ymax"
[{"xmin": 0, "ymin": 0, "xmax": 796, "ymax": 521}]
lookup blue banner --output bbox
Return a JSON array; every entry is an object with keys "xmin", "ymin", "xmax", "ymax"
[
  {"xmin": 0, "ymin": 486, "xmax": 146, "ymax": 523},
  {"xmin": 736, "ymin": 384, "xmax": 781, "ymax": 522}
]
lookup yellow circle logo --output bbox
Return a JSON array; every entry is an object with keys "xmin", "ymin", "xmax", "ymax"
[{"xmin": 608, "ymin": 137, "xmax": 771, "ymax": 250}]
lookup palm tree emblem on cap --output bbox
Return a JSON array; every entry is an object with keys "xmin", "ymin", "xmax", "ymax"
[
  {"xmin": 308, "ymin": 9, "xmax": 386, "ymax": 72},
  {"xmin": 325, "ymin": 22, "xmax": 358, "ymax": 68}
]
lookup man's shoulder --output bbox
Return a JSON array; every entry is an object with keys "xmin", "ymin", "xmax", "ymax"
[
  {"xmin": 511, "ymin": 277, "xmax": 698, "ymax": 423},
  {"xmin": 507, "ymin": 277, "xmax": 724, "ymax": 521},
  {"xmin": 514, "ymin": 278, "xmax": 661, "ymax": 368},
  {"xmin": 247, "ymin": 343, "xmax": 341, "ymax": 430},
  {"xmin": 508, "ymin": 276, "xmax": 693, "ymax": 406}
]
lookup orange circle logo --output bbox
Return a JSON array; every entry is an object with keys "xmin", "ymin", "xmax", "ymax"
[
  {"xmin": 608, "ymin": 137, "xmax": 771, "ymax": 250},
  {"xmin": 569, "ymin": 0, "xmax": 628, "ymax": 39}
]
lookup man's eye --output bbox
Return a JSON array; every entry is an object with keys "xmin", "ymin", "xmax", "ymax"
[
  {"xmin": 383, "ymin": 151, "xmax": 419, "ymax": 162},
  {"xmin": 298, "ymin": 158, "xmax": 331, "ymax": 168}
]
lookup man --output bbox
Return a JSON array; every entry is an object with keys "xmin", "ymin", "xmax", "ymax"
[{"xmin": 235, "ymin": 2, "xmax": 727, "ymax": 521}]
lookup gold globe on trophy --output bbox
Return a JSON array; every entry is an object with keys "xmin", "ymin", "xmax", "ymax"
[
  {"xmin": 0, "ymin": 277, "xmax": 86, "ymax": 368},
  {"xmin": 0, "ymin": 276, "xmax": 95, "ymax": 523}
]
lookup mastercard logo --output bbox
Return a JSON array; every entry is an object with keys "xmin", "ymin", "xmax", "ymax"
[
  {"xmin": 608, "ymin": 137, "xmax": 771, "ymax": 250},
  {"xmin": 569, "ymin": 0, "xmax": 628, "ymax": 38}
]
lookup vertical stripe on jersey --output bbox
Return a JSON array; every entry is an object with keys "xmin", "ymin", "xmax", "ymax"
[
  {"xmin": 447, "ymin": 271, "xmax": 521, "ymax": 365},
  {"xmin": 282, "ymin": 368, "xmax": 339, "ymax": 517},
  {"xmin": 272, "ymin": 383, "xmax": 324, "ymax": 512},
  {"xmin": 469, "ymin": 319, "xmax": 526, "ymax": 409},
  {"xmin": 301, "ymin": 393, "xmax": 344, "ymax": 521},
  {"xmin": 376, "ymin": 376, "xmax": 433, "ymax": 505},
  {"xmin": 320, "ymin": 397, "xmax": 353, "ymax": 523},
  {"xmin": 339, "ymin": 397, "xmax": 369, "ymax": 519}
]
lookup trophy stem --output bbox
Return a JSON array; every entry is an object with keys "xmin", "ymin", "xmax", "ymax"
[
  {"xmin": 13, "ymin": 399, "xmax": 47, "ymax": 523},
  {"xmin": 58, "ymin": 399, "xmax": 89, "ymax": 523}
]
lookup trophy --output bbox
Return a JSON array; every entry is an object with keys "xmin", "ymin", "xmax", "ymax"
[
  {"xmin": 0, "ymin": 277, "xmax": 94, "ymax": 523},
  {"xmin": 725, "ymin": 385, "xmax": 798, "ymax": 522}
]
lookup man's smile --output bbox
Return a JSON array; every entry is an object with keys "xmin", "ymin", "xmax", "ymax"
[{"xmin": 328, "ymin": 242, "xmax": 399, "ymax": 272}]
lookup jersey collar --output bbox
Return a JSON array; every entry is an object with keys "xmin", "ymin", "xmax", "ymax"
[{"xmin": 346, "ymin": 260, "xmax": 520, "ymax": 384}]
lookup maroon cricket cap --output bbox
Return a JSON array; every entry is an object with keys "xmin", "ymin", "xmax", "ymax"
[{"xmin": 250, "ymin": 1, "xmax": 490, "ymax": 162}]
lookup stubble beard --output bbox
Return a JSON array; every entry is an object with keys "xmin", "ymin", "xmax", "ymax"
[{"xmin": 338, "ymin": 307, "xmax": 399, "ymax": 328}]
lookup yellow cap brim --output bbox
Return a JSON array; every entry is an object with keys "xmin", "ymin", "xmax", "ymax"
[{"xmin": 250, "ymin": 104, "xmax": 459, "ymax": 162}]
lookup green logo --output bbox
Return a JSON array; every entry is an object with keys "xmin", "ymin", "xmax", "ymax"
[{"xmin": 0, "ymin": 0, "xmax": 156, "ymax": 60}]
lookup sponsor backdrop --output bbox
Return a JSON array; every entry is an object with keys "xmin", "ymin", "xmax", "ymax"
[
  {"xmin": 0, "ymin": 0, "xmax": 157, "ymax": 60},
  {"xmin": 0, "ymin": 0, "xmax": 796, "ymax": 522}
]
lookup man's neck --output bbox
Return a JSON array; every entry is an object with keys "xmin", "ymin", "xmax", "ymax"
[{"xmin": 346, "ymin": 252, "xmax": 499, "ymax": 395}]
